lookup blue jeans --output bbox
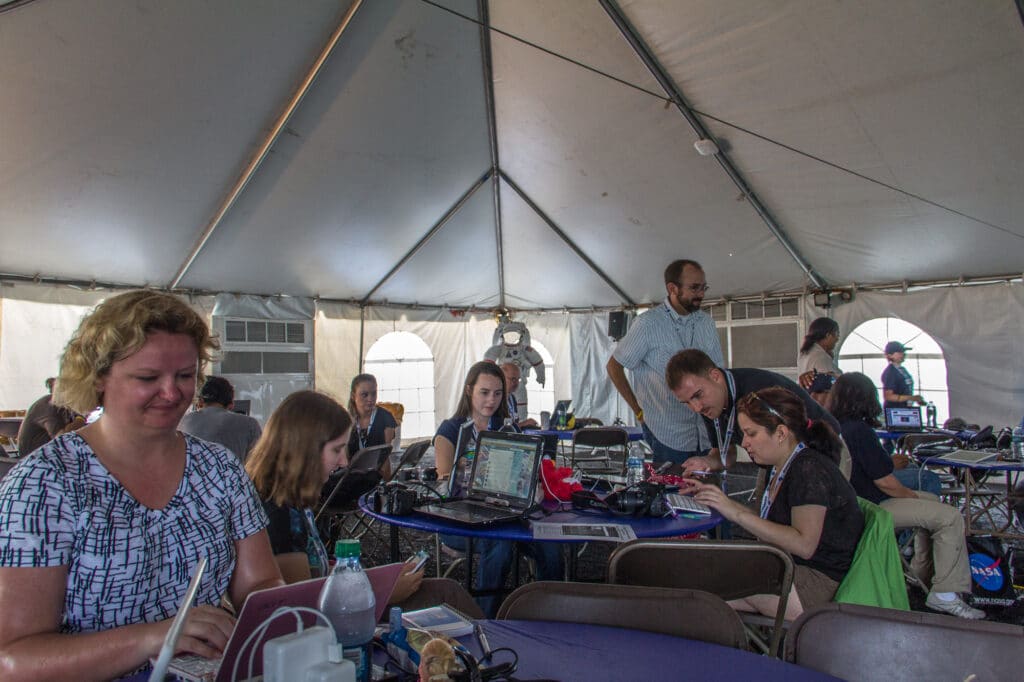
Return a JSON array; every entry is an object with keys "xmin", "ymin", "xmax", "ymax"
[
  {"xmin": 641, "ymin": 423, "xmax": 703, "ymax": 465},
  {"xmin": 893, "ymin": 465, "xmax": 943, "ymax": 496},
  {"xmin": 441, "ymin": 535, "xmax": 563, "ymax": 617}
]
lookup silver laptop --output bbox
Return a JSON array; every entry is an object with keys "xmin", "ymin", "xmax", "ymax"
[
  {"xmin": 936, "ymin": 449, "xmax": 1001, "ymax": 465},
  {"xmin": 884, "ymin": 406, "xmax": 925, "ymax": 433},
  {"xmin": 418, "ymin": 431, "xmax": 543, "ymax": 526}
]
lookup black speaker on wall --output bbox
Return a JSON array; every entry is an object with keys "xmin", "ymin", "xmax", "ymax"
[{"xmin": 608, "ymin": 311, "xmax": 629, "ymax": 340}]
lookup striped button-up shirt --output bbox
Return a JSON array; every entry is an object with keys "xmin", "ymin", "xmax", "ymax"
[{"xmin": 613, "ymin": 299, "xmax": 724, "ymax": 451}]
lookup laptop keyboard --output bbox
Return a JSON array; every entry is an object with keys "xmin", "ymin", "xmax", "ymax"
[
  {"xmin": 168, "ymin": 653, "xmax": 220, "ymax": 681},
  {"xmin": 448, "ymin": 501, "xmax": 519, "ymax": 519},
  {"xmin": 663, "ymin": 493, "xmax": 712, "ymax": 515}
]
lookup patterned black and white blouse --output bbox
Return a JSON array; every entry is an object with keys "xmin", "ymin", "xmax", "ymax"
[{"xmin": 0, "ymin": 432, "xmax": 268, "ymax": 634}]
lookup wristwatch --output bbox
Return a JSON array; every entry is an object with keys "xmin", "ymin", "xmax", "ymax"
[{"xmin": 635, "ymin": 409, "xmax": 644, "ymax": 422}]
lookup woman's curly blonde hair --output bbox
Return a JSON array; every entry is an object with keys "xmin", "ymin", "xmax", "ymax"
[{"xmin": 55, "ymin": 290, "xmax": 218, "ymax": 414}]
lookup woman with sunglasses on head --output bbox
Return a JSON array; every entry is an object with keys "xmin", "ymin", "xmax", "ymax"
[
  {"xmin": 684, "ymin": 387, "xmax": 864, "ymax": 619},
  {"xmin": 0, "ymin": 291, "xmax": 283, "ymax": 681},
  {"xmin": 434, "ymin": 361, "xmax": 562, "ymax": 617}
]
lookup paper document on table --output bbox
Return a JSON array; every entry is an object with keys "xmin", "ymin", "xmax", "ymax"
[{"xmin": 531, "ymin": 522, "xmax": 637, "ymax": 542}]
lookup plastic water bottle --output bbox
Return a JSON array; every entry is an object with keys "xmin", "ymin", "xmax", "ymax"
[
  {"xmin": 625, "ymin": 443, "xmax": 645, "ymax": 487},
  {"xmin": 1012, "ymin": 426, "xmax": 1024, "ymax": 461},
  {"xmin": 499, "ymin": 417, "xmax": 516, "ymax": 432},
  {"xmin": 318, "ymin": 539, "xmax": 376, "ymax": 682},
  {"xmin": 925, "ymin": 402, "xmax": 937, "ymax": 428}
]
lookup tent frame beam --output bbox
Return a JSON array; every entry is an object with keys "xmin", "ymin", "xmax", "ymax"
[
  {"xmin": 477, "ymin": 0, "xmax": 506, "ymax": 309},
  {"xmin": 4, "ymin": 270, "xmax": 1020, "ymax": 313},
  {"xmin": 500, "ymin": 170, "xmax": 635, "ymax": 306},
  {"xmin": 168, "ymin": 0, "xmax": 365, "ymax": 290},
  {"xmin": 360, "ymin": 170, "xmax": 493, "ymax": 305},
  {"xmin": 598, "ymin": 0, "xmax": 828, "ymax": 291}
]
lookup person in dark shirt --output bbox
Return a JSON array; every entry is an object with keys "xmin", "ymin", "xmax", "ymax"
[
  {"xmin": 347, "ymin": 374, "xmax": 397, "ymax": 456},
  {"xmin": 683, "ymin": 387, "xmax": 863, "ymax": 618},
  {"xmin": 16, "ymin": 377, "xmax": 80, "ymax": 456},
  {"xmin": 829, "ymin": 373, "xmax": 983, "ymax": 619},
  {"xmin": 664, "ymin": 349, "xmax": 850, "ymax": 479},
  {"xmin": 881, "ymin": 341, "xmax": 923, "ymax": 408}
]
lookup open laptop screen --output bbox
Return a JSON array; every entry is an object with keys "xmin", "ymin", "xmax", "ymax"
[
  {"xmin": 470, "ymin": 432, "xmax": 542, "ymax": 503},
  {"xmin": 885, "ymin": 406, "xmax": 922, "ymax": 430}
]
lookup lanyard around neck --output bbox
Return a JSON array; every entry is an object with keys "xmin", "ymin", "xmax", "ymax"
[
  {"xmin": 760, "ymin": 442, "xmax": 807, "ymax": 519},
  {"xmin": 357, "ymin": 408, "xmax": 377, "ymax": 450},
  {"xmin": 664, "ymin": 300, "xmax": 696, "ymax": 348},
  {"xmin": 712, "ymin": 370, "xmax": 738, "ymax": 471}
]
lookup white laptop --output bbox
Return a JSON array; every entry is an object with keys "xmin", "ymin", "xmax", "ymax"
[{"xmin": 935, "ymin": 449, "xmax": 1001, "ymax": 466}]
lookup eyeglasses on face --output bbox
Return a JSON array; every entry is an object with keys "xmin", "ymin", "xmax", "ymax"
[{"xmin": 675, "ymin": 282, "xmax": 710, "ymax": 294}]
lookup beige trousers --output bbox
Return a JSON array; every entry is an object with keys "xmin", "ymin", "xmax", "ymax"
[{"xmin": 880, "ymin": 492, "xmax": 971, "ymax": 594}]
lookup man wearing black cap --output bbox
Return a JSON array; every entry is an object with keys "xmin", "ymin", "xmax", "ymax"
[
  {"xmin": 179, "ymin": 376, "xmax": 262, "ymax": 462},
  {"xmin": 881, "ymin": 341, "xmax": 924, "ymax": 408}
]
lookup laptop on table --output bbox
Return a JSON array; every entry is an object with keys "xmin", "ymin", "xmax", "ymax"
[
  {"xmin": 884, "ymin": 406, "xmax": 925, "ymax": 433},
  {"xmin": 164, "ymin": 563, "xmax": 404, "ymax": 681},
  {"xmin": 418, "ymin": 431, "xmax": 544, "ymax": 526}
]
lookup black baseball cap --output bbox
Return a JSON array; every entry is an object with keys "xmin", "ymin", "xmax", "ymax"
[{"xmin": 884, "ymin": 341, "xmax": 911, "ymax": 354}]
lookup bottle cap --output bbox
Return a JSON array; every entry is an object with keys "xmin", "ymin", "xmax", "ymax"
[{"xmin": 334, "ymin": 538, "xmax": 361, "ymax": 559}]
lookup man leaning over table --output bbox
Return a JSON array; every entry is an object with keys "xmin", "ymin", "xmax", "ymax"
[
  {"xmin": 664, "ymin": 349, "xmax": 852, "ymax": 480},
  {"xmin": 606, "ymin": 259, "xmax": 723, "ymax": 465}
]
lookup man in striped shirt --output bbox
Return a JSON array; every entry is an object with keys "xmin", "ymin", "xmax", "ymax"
[{"xmin": 607, "ymin": 259, "xmax": 724, "ymax": 465}]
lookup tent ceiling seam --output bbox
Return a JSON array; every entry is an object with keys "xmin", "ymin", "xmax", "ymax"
[
  {"xmin": 167, "ymin": 0, "xmax": 365, "ymax": 290},
  {"xmin": 477, "ymin": 0, "xmax": 506, "ymax": 308},
  {"xmin": 598, "ymin": 0, "xmax": 828, "ymax": 291},
  {"xmin": 422, "ymin": 0, "xmax": 1019, "ymax": 253},
  {"xmin": 359, "ymin": 169, "xmax": 494, "ymax": 305},
  {"xmin": 692, "ymin": 109, "xmax": 1024, "ymax": 242},
  {"xmin": 499, "ymin": 170, "xmax": 636, "ymax": 306}
]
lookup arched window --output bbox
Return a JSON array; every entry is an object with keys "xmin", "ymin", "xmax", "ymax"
[
  {"xmin": 837, "ymin": 318, "xmax": 949, "ymax": 424},
  {"xmin": 524, "ymin": 340, "xmax": 555, "ymax": 422},
  {"xmin": 364, "ymin": 332, "xmax": 435, "ymax": 440}
]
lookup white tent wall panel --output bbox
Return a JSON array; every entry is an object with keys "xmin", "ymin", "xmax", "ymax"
[
  {"xmin": 810, "ymin": 282, "xmax": 1024, "ymax": 429},
  {"xmin": 0, "ymin": 285, "xmax": 215, "ymax": 413}
]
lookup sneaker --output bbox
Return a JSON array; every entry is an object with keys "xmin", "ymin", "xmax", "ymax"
[{"xmin": 925, "ymin": 593, "xmax": 986, "ymax": 619}]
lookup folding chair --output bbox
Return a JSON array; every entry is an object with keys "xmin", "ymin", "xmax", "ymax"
[
  {"xmin": 315, "ymin": 443, "xmax": 392, "ymax": 547},
  {"xmin": 786, "ymin": 602, "xmax": 1024, "ymax": 681},
  {"xmin": 607, "ymin": 539, "xmax": 793, "ymax": 657},
  {"xmin": 570, "ymin": 427, "xmax": 629, "ymax": 476},
  {"xmin": 496, "ymin": 581, "xmax": 748, "ymax": 650}
]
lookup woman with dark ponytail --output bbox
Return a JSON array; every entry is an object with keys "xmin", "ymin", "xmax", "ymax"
[
  {"xmin": 798, "ymin": 317, "xmax": 841, "ymax": 390},
  {"xmin": 684, "ymin": 387, "xmax": 864, "ymax": 619}
]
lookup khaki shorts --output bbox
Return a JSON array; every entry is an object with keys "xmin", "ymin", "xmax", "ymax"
[{"xmin": 793, "ymin": 564, "xmax": 839, "ymax": 610}]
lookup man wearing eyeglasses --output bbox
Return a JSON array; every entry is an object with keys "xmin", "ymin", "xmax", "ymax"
[
  {"xmin": 664, "ymin": 349, "xmax": 850, "ymax": 479},
  {"xmin": 607, "ymin": 259, "xmax": 723, "ymax": 466}
]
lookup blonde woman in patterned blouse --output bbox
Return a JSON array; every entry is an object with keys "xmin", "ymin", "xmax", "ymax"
[{"xmin": 0, "ymin": 291, "xmax": 283, "ymax": 680}]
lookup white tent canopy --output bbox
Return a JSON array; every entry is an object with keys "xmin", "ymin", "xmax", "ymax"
[{"xmin": 1, "ymin": 1, "xmax": 1022, "ymax": 425}]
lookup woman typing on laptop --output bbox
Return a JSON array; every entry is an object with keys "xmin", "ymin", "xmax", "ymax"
[
  {"xmin": 433, "ymin": 362, "xmax": 562, "ymax": 617},
  {"xmin": 0, "ymin": 291, "xmax": 284, "ymax": 681}
]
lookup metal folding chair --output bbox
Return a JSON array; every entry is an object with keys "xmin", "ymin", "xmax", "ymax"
[
  {"xmin": 316, "ymin": 443, "xmax": 392, "ymax": 548},
  {"xmin": 570, "ymin": 427, "xmax": 629, "ymax": 476},
  {"xmin": 608, "ymin": 538, "xmax": 793, "ymax": 657}
]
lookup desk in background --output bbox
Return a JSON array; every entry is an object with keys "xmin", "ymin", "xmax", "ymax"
[
  {"xmin": 524, "ymin": 425, "xmax": 644, "ymax": 441},
  {"xmin": 925, "ymin": 455, "xmax": 1024, "ymax": 540}
]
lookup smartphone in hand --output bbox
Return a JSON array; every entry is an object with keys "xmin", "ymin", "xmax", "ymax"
[{"xmin": 407, "ymin": 549, "xmax": 430, "ymax": 573}]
